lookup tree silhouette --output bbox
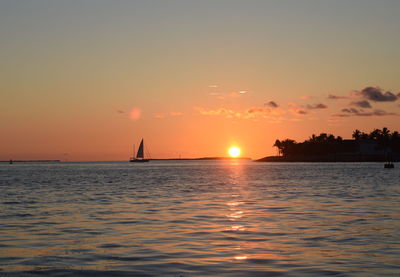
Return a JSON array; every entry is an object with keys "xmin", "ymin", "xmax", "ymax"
[{"xmin": 271, "ymin": 128, "xmax": 399, "ymax": 158}]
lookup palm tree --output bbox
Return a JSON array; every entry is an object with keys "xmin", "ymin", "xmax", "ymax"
[
  {"xmin": 382, "ymin": 127, "xmax": 391, "ymax": 139},
  {"xmin": 327, "ymin": 134, "xmax": 336, "ymax": 143},
  {"xmin": 369, "ymin": 129, "xmax": 382, "ymax": 141},
  {"xmin": 273, "ymin": 139, "xmax": 283, "ymax": 156},
  {"xmin": 280, "ymin": 139, "xmax": 296, "ymax": 157},
  {"xmin": 317, "ymin": 133, "xmax": 328, "ymax": 142},
  {"xmin": 380, "ymin": 127, "xmax": 391, "ymax": 147},
  {"xmin": 391, "ymin": 131, "xmax": 399, "ymax": 140},
  {"xmin": 352, "ymin": 129, "xmax": 361, "ymax": 140},
  {"xmin": 308, "ymin": 134, "xmax": 317, "ymax": 143}
]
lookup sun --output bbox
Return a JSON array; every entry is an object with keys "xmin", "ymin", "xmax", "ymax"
[{"xmin": 228, "ymin": 146, "xmax": 241, "ymax": 158}]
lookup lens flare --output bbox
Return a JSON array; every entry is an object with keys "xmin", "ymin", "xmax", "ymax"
[{"xmin": 130, "ymin": 108, "xmax": 142, "ymax": 120}]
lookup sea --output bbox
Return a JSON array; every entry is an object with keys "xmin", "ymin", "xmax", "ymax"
[{"xmin": 0, "ymin": 161, "xmax": 399, "ymax": 276}]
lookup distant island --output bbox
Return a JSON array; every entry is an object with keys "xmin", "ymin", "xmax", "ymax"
[
  {"xmin": 0, "ymin": 160, "xmax": 61, "ymax": 163},
  {"xmin": 257, "ymin": 128, "xmax": 400, "ymax": 162},
  {"xmin": 151, "ymin": 157, "xmax": 252, "ymax": 161}
]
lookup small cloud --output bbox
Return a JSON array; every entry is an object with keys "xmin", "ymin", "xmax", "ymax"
[
  {"xmin": 334, "ymin": 108, "xmax": 398, "ymax": 117},
  {"xmin": 209, "ymin": 84, "xmax": 219, "ymax": 88},
  {"xmin": 153, "ymin": 111, "xmax": 183, "ymax": 119},
  {"xmin": 209, "ymin": 92, "xmax": 220, "ymax": 96},
  {"xmin": 196, "ymin": 107, "xmax": 235, "ymax": 117},
  {"xmin": 130, "ymin": 108, "xmax": 142, "ymax": 120},
  {"xmin": 306, "ymin": 103, "xmax": 328, "ymax": 109},
  {"xmin": 264, "ymin": 101, "xmax": 279, "ymax": 108},
  {"xmin": 327, "ymin": 94, "xmax": 349, "ymax": 100},
  {"xmin": 290, "ymin": 109, "xmax": 307, "ymax": 115},
  {"xmin": 350, "ymin": 100, "xmax": 372, "ymax": 108},
  {"xmin": 228, "ymin": 91, "xmax": 249, "ymax": 98},
  {"xmin": 300, "ymin": 95, "xmax": 312, "ymax": 100},
  {"xmin": 117, "ymin": 110, "xmax": 125, "ymax": 114},
  {"xmin": 341, "ymin": 108, "xmax": 360, "ymax": 114},
  {"xmin": 357, "ymin": 86, "xmax": 398, "ymax": 102},
  {"xmin": 247, "ymin": 107, "xmax": 267, "ymax": 114},
  {"xmin": 195, "ymin": 106, "xmax": 285, "ymax": 120}
]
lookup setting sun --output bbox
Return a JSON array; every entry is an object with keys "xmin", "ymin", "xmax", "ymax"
[{"xmin": 228, "ymin": 146, "xmax": 241, "ymax": 158}]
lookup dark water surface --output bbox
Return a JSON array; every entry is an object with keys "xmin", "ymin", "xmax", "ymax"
[{"xmin": 1, "ymin": 161, "xmax": 400, "ymax": 276}]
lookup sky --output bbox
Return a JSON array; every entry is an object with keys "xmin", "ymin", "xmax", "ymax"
[{"xmin": 1, "ymin": 0, "xmax": 400, "ymax": 161}]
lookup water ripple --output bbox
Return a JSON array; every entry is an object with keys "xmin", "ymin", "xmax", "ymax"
[{"xmin": 0, "ymin": 161, "xmax": 399, "ymax": 276}]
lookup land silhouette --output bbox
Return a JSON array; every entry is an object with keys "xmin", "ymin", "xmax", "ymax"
[{"xmin": 257, "ymin": 127, "xmax": 400, "ymax": 162}]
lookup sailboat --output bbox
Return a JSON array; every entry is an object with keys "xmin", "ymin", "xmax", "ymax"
[{"xmin": 129, "ymin": 139, "xmax": 150, "ymax": 162}]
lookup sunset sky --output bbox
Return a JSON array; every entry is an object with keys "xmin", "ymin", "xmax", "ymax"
[{"xmin": 1, "ymin": 0, "xmax": 400, "ymax": 161}]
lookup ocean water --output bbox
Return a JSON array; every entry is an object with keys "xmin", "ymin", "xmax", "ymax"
[{"xmin": 0, "ymin": 161, "xmax": 400, "ymax": 276}]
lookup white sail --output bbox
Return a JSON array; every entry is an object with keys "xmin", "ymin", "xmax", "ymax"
[{"xmin": 136, "ymin": 139, "xmax": 144, "ymax": 158}]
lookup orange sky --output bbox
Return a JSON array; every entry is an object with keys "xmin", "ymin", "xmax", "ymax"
[{"xmin": 1, "ymin": 1, "xmax": 400, "ymax": 161}]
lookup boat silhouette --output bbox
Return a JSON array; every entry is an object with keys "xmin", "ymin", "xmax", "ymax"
[
  {"xmin": 384, "ymin": 152, "xmax": 394, "ymax": 168},
  {"xmin": 130, "ymin": 139, "xmax": 150, "ymax": 162}
]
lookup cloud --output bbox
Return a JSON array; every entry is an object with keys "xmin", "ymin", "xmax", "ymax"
[
  {"xmin": 306, "ymin": 103, "xmax": 328, "ymax": 109},
  {"xmin": 288, "ymin": 103, "xmax": 309, "ymax": 116},
  {"xmin": 246, "ymin": 107, "xmax": 273, "ymax": 117},
  {"xmin": 350, "ymin": 100, "xmax": 372, "ymax": 108},
  {"xmin": 327, "ymin": 94, "xmax": 349, "ymax": 100},
  {"xmin": 290, "ymin": 109, "xmax": 307, "ymax": 115},
  {"xmin": 209, "ymin": 84, "xmax": 219, "ymax": 88},
  {"xmin": 210, "ymin": 90, "xmax": 249, "ymax": 99},
  {"xmin": 195, "ymin": 106, "xmax": 286, "ymax": 120},
  {"xmin": 196, "ymin": 107, "xmax": 235, "ymax": 117},
  {"xmin": 153, "ymin": 111, "xmax": 183, "ymax": 119},
  {"xmin": 341, "ymin": 108, "xmax": 360, "ymax": 114},
  {"xmin": 264, "ymin": 101, "xmax": 279, "ymax": 108},
  {"xmin": 357, "ymin": 86, "xmax": 398, "ymax": 102},
  {"xmin": 117, "ymin": 110, "xmax": 125, "ymax": 114},
  {"xmin": 228, "ymin": 91, "xmax": 249, "ymax": 98},
  {"xmin": 300, "ymin": 95, "xmax": 312, "ymax": 100},
  {"xmin": 334, "ymin": 108, "xmax": 397, "ymax": 117}
]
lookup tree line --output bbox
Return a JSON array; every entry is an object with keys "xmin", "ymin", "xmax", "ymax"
[{"xmin": 273, "ymin": 128, "xmax": 400, "ymax": 157}]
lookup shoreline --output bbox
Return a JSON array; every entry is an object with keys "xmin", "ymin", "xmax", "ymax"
[{"xmin": 255, "ymin": 155, "xmax": 399, "ymax": 162}]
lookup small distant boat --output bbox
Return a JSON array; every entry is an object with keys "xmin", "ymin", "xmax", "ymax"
[
  {"xmin": 129, "ymin": 139, "xmax": 150, "ymax": 162},
  {"xmin": 384, "ymin": 161, "xmax": 394, "ymax": 168},
  {"xmin": 384, "ymin": 152, "xmax": 394, "ymax": 168}
]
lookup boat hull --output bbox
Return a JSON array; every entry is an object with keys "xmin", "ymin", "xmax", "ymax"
[
  {"xmin": 129, "ymin": 159, "xmax": 150, "ymax": 163},
  {"xmin": 384, "ymin": 163, "xmax": 394, "ymax": 168}
]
